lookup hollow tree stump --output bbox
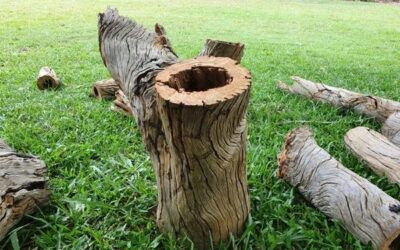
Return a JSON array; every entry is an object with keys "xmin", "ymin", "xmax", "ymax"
[
  {"xmin": 199, "ymin": 39, "xmax": 245, "ymax": 63},
  {"xmin": 92, "ymin": 78, "xmax": 120, "ymax": 100},
  {"xmin": 382, "ymin": 112, "xmax": 400, "ymax": 147},
  {"xmin": 155, "ymin": 57, "xmax": 251, "ymax": 247},
  {"xmin": 345, "ymin": 127, "xmax": 400, "ymax": 187},
  {"xmin": 98, "ymin": 8, "xmax": 251, "ymax": 248},
  {"xmin": 36, "ymin": 67, "xmax": 60, "ymax": 90},
  {"xmin": 278, "ymin": 127, "xmax": 400, "ymax": 250},
  {"xmin": 0, "ymin": 139, "xmax": 50, "ymax": 241}
]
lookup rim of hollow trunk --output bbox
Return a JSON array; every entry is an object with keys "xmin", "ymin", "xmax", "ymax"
[
  {"xmin": 155, "ymin": 56, "xmax": 251, "ymax": 106},
  {"xmin": 37, "ymin": 76, "xmax": 58, "ymax": 90},
  {"xmin": 382, "ymin": 229, "xmax": 400, "ymax": 250}
]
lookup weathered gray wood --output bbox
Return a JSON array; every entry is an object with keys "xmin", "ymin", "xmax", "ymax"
[
  {"xmin": 278, "ymin": 76, "xmax": 400, "ymax": 122},
  {"xmin": 0, "ymin": 140, "xmax": 50, "ymax": 241},
  {"xmin": 92, "ymin": 78, "xmax": 120, "ymax": 100},
  {"xmin": 382, "ymin": 112, "xmax": 400, "ymax": 147},
  {"xmin": 278, "ymin": 127, "xmax": 400, "ymax": 250},
  {"xmin": 199, "ymin": 39, "xmax": 244, "ymax": 62},
  {"xmin": 37, "ymin": 67, "xmax": 60, "ymax": 90},
  {"xmin": 98, "ymin": 8, "xmax": 250, "ymax": 248},
  {"xmin": 344, "ymin": 127, "xmax": 400, "ymax": 187},
  {"xmin": 112, "ymin": 89, "xmax": 132, "ymax": 117}
]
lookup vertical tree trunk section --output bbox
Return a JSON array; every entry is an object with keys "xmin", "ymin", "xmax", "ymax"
[
  {"xmin": 278, "ymin": 127, "xmax": 400, "ymax": 250},
  {"xmin": 278, "ymin": 76, "xmax": 400, "ymax": 122},
  {"xmin": 344, "ymin": 127, "xmax": 400, "ymax": 187},
  {"xmin": 36, "ymin": 67, "xmax": 60, "ymax": 90},
  {"xmin": 92, "ymin": 78, "xmax": 120, "ymax": 100},
  {"xmin": 382, "ymin": 112, "xmax": 400, "ymax": 147},
  {"xmin": 199, "ymin": 39, "xmax": 245, "ymax": 63},
  {"xmin": 155, "ymin": 57, "xmax": 251, "ymax": 248},
  {"xmin": 0, "ymin": 140, "xmax": 50, "ymax": 241},
  {"xmin": 98, "ymin": 9, "xmax": 251, "ymax": 248}
]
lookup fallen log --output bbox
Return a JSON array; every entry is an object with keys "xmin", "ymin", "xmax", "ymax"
[
  {"xmin": 92, "ymin": 78, "xmax": 120, "ymax": 100},
  {"xmin": 382, "ymin": 112, "xmax": 400, "ymax": 147},
  {"xmin": 112, "ymin": 89, "xmax": 133, "ymax": 117},
  {"xmin": 277, "ymin": 76, "xmax": 400, "ymax": 122},
  {"xmin": 199, "ymin": 39, "xmax": 245, "ymax": 63},
  {"xmin": 98, "ymin": 8, "xmax": 250, "ymax": 248},
  {"xmin": 0, "ymin": 139, "xmax": 50, "ymax": 241},
  {"xmin": 278, "ymin": 127, "xmax": 400, "ymax": 250},
  {"xmin": 36, "ymin": 67, "xmax": 60, "ymax": 90},
  {"xmin": 344, "ymin": 127, "xmax": 400, "ymax": 187}
]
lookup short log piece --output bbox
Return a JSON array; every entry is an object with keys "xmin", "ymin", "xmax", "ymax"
[
  {"xmin": 36, "ymin": 67, "xmax": 60, "ymax": 90},
  {"xmin": 92, "ymin": 78, "xmax": 120, "ymax": 100},
  {"xmin": 278, "ymin": 127, "xmax": 400, "ymax": 250},
  {"xmin": 199, "ymin": 39, "xmax": 245, "ymax": 63}
]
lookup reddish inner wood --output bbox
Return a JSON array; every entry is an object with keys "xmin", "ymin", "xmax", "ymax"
[{"xmin": 167, "ymin": 66, "xmax": 231, "ymax": 92}]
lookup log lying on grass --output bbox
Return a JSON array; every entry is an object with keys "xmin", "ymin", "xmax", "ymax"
[
  {"xmin": 0, "ymin": 140, "xmax": 50, "ymax": 241},
  {"xmin": 92, "ymin": 78, "xmax": 120, "ymax": 100},
  {"xmin": 382, "ymin": 112, "xmax": 400, "ymax": 147},
  {"xmin": 344, "ymin": 127, "xmax": 400, "ymax": 187},
  {"xmin": 112, "ymin": 89, "xmax": 132, "ymax": 117},
  {"xmin": 278, "ymin": 127, "xmax": 400, "ymax": 250},
  {"xmin": 278, "ymin": 76, "xmax": 400, "ymax": 122},
  {"xmin": 99, "ymin": 8, "xmax": 250, "ymax": 248},
  {"xmin": 199, "ymin": 39, "xmax": 245, "ymax": 62},
  {"xmin": 36, "ymin": 66, "xmax": 60, "ymax": 90}
]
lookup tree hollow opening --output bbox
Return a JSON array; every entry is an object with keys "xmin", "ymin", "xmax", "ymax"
[{"xmin": 167, "ymin": 66, "xmax": 231, "ymax": 92}]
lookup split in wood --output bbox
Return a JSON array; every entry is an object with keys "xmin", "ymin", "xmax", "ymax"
[
  {"xmin": 36, "ymin": 67, "xmax": 60, "ymax": 90},
  {"xmin": 98, "ymin": 8, "xmax": 250, "ymax": 248},
  {"xmin": 0, "ymin": 139, "xmax": 50, "ymax": 241},
  {"xmin": 199, "ymin": 39, "xmax": 245, "ymax": 63},
  {"xmin": 278, "ymin": 127, "xmax": 400, "ymax": 250},
  {"xmin": 344, "ymin": 127, "xmax": 400, "ymax": 187},
  {"xmin": 92, "ymin": 78, "xmax": 120, "ymax": 100}
]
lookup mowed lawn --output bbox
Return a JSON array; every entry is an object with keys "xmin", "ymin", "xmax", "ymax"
[{"xmin": 0, "ymin": 0, "xmax": 399, "ymax": 249}]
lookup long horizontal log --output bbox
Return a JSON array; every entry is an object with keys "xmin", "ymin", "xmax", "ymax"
[
  {"xmin": 382, "ymin": 112, "xmax": 400, "ymax": 147},
  {"xmin": 0, "ymin": 140, "xmax": 50, "ymax": 241},
  {"xmin": 278, "ymin": 127, "xmax": 400, "ymax": 250},
  {"xmin": 278, "ymin": 76, "xmax": 400, "ymax": 122},
  {"xmin": 344, "ymin": 127, "xmax": 400, "ymax": 187}
]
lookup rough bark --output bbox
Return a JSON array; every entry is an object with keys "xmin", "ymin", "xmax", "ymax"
[
  {"xmin": 112, "ymin": 89, "xmax": 133, "ymax": 117},
  {"xmin": 382, "ymin": 112, "xmax": 400, "ymax": 147},
  {"xmin": 0, "ymin": 140, "xmax": 50, "ymax": 241},
  {"xmin": 92, "ymin": 78, "xmax": 120, "ymax": 100},
  {"xmin": 278, "ymin": 76, "xmax": 400, "ymax": 122},
  {"xmin": 344, "ymin": 127, "xmax": 400, "ymax": 187},
  {"xmin": 98, "ymin": 8, "xmax": 250, "ymax": 248},
  {"xmin": 199, "ymin": 39, "xmax": 245, "ymax": 63},
  {"xmin": 278, "ymin": 127, "xmax": 400, "ymax": 250},
  {"xmin": 155, "ymin": 56, "xmax": 251, "ymax": 247},
  {"xmin": 36, "ymin": 67, "xmax": 60, "ymax": 90}
]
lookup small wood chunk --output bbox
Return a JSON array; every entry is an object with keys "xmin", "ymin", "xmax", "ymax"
[
  {"xmin": 382, "ymin": 112, "xmax": 400, "ymax": 147},
  {"xmin": 278, "ymin": 127, "xmax": 400, "ymax": 250},
  {"xmin": 92, "ymin": 79, "xmax": 120, "ymax": 100},
  {"xmin": 199, "ymin": 39, "xmax": 245, "ymax": 63},
  {"xmin": 112, "ymin": 89, "xmax": 133, "ymax": 117},
  {"xmin": 0, "ymin": 139, "xmax": 50, "ymax": 241},
  {"xmin": 36, "ymin": 67, "xmax": 60, "ymax": 90}
]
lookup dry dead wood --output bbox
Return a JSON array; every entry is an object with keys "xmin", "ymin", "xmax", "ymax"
[
  {"xmin": 98, "ymin": 8, "xmax": 250, "ymax": 248},
  {"xmin": 0, "ymin": 140, "xmax": 50, "ymax": 241},
  {"xmin": 382, "ymin": 112, "xmax": 400, "ymax": 147},
  {"xmin": 278, "ymin": 76, "xmax": 400, "ymax": 122},
  {"xmin": 199, "ymin": 39, "xmax": 245, "ymax": 62},
  {"xmin": 36, "ymin": 67, "xmax": 60, "ymax": 90},
  {"xmin": 278, "ymin": 127, "xmax": 400, "ymax": 250},
  {"xmin": 344, "ymin": 127, "xmax": 400, "ymax": 187},
  {"xmin": 112, "ymin": 89, "xmax": 132, "ymax": 117},
  {"xmin": 92, "ymin": 78, "xmax": 120, "ymax": 100}
]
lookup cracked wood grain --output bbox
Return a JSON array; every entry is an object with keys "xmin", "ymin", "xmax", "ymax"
[
  {"xmin": 345, "ymin": 127, "xmax": 400, "ymax": 187},
  {"xmin": 278, "ymin": 127, "xmax": 400, "ymax": 250},
  {"xmin": 0, "ymin": 140, "xmax": 50, "ymax": 241},
  {"xmin": 382, "ymin": 112, "xmax": 400, "ymax": 147},
  {"xmin": 199, "ymin": 39, "xmax": 244, "ymax": 63},
  {"xmin": 98, "ymin": 8, "xmax": 250, "ymax": 248},
  {"xmin": 278, "ymin": 76, "xmax": 400, "ymax": 122}
]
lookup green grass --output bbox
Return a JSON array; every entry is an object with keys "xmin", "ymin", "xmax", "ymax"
[{"xmin": 0, "ymin": 0, "xmax": 399, "ymax": 249}]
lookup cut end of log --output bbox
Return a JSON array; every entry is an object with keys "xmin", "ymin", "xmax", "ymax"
[
  {"xmin": 92, "ymin": 78, "xmax": 120, "ymax": 100},
  {"xmin": 382, "ymin": 229, "xmax": 400, "ymax": 250},
  {"xmin": 155, "ymin": 56, "xmax": 251, "ymax": 106},
  {"xmin": 37, "ymin": 67, "xmax": 60, "ymax": 90},
  {"xmin": 277, "ymin": 126, "xmax": 312, "ymax": 178}
]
